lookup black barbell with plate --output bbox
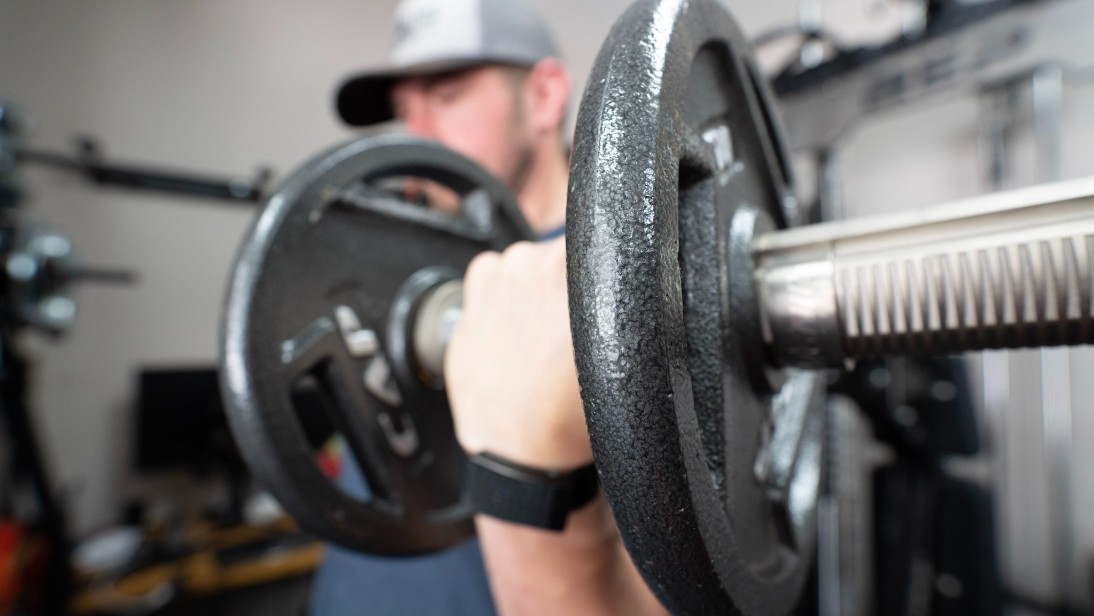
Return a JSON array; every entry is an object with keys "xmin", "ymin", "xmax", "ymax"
[
  {"xmin": 567, "ymin": 1, "xmax": 822, "ymax": 613},
  {"xmin": 567, "ymin": 0, "xmax": 1094, "ymax": 614},
  {"xmin": 220, "ymin": 134, "xmax": 532, "ymax": 555}
]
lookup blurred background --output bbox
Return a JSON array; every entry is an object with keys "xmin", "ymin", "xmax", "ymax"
[{"xmin": 2, "ymin": 0, "xmax": 1094, "ymax": 614}]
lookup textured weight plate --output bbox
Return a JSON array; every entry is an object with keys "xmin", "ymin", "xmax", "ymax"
[
  {"xmin": 567, "ymin": 0, "xmax": 822, "ymax": 613},
  {"xmin": 222, "ymin": 135, "xmax": 531, "ymax": 554}
]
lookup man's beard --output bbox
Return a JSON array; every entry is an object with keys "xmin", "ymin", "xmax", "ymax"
[
  {"xmin": 503, "ymin": 140, "xmax": 535, "ymax": 198},
  {"xmin": 501, "ymin": 98, "xmax": 536, "ymax": 198}
]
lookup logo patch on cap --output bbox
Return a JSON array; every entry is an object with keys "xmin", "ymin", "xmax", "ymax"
[
  {"xmin": 394, "ymin": 6, "xmax": 438, "ymax": 45},
  {"xmin": 390, "ymin": 0, "xmax": 482, "ymax": 68}
]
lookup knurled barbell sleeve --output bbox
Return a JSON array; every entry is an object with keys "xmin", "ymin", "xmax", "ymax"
[{"xmin": 754, "ymin": 178, "xmax": 1094, "ymax": 368}]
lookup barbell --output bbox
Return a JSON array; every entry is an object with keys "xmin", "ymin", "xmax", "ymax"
[{"xmin": 219, "ymin": 0, "xmax": 1094, "ymax": 613}]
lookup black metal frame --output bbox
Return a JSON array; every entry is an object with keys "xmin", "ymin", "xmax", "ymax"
[{"xmin": 16, "ymin": 138, "xmax": 269, "ymax": 204}]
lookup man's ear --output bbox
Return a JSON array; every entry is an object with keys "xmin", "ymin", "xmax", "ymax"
[{"xmin": 525, "ymin": 58, "xmax": 571, "ymax": 137}]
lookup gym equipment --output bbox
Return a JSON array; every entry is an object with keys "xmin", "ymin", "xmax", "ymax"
[
  {"xmin": 771, "ymin": 0, "xmax": 1094, "ymax": 152},
  {"xmin": 220, "ymin": 135, "xmax": 531, "ymax": 555},
  {"xmin": 0, "ymin": 99, "xmax": 134, "ymax": 614},
  {"xmin": 842, "ymin": 357, "xmax": 1001, "ymax": 616},
  {"xmin": 566, "ymin": 0, "xmax": 1094, "ymax": 614},
  {"xmin": 16, "ymin": 137, "xmax": 270, "ymax": 204},
  {"xmin": 568, "ymin": 1, "xmax": 819, "ymax": 613}
]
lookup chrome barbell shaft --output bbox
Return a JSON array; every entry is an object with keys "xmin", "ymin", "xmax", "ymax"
[{"xmin": 755, "ymin": 177, "xmax": 1094, "ymax": 368}]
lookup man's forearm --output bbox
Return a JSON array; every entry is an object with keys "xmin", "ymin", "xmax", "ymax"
[
  {"xmin": 476, "ymin": 495, "xmax": 668, "ymax": 616},
  {"xmin": 446, "ymin": 241, "xmax": 664, "ymax": 614}
]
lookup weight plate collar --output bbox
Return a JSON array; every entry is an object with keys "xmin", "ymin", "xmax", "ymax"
[{"xmin": 567, "ymin": 0, "xmax": 820, "ymax": 613}]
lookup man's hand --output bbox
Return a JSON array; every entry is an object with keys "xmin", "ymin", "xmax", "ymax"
[
  {"xmin": 445, "ymin": 236, "xmax": 591, "ymax": 469},
  {"xmin": 444, "ymin": 237, "xmax": 668, "ymax": 616}
]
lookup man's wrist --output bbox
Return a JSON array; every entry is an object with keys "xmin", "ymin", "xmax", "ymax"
[{"xmin": 465, "ymin": 451, "xmax": 598, "ymax": 531}]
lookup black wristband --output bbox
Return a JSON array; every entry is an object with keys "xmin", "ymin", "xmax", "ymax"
[{"xmin": 465, "ymin": 452, "xmax": 598, "ymax": 531}]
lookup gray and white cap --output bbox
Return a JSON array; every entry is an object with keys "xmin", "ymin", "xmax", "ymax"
[{"xmin": 336, "ymin": 0, "xmax": 561, "ymax": 126}]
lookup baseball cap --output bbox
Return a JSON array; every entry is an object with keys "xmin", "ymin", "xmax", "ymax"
[{"xmin": 336, "ymin": 0, "xmax": 561, "ymax": 127}]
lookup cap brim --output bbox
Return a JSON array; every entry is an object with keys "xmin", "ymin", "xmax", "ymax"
[
  {"xmin": 335, "ymin": 59, "xmax": 495, "ymax": 127},
  {"xmin": 336, "ymin": 73, "xmax": 399, "ymax": 127}
]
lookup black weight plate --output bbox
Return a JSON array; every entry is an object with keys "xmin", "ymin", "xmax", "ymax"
[
  {"xmin": 222, "ymin": 134, "xmax": 531, "ymax": 555},
  {"xmin": 567, "ymin": 0, "xmax": 820, "ymax": 614}
]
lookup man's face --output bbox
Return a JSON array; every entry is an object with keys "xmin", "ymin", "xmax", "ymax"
[{"xmin": 390, "ymin": 66, "xmax": 534, "ymax": 192}]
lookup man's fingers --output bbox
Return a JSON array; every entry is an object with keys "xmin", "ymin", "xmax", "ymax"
[{"xmin": 462, "ymin": 250, "xmax": 502, "ymax": 312}]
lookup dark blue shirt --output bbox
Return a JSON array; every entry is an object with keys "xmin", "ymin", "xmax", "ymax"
[{"xmin": 307, "ymin": 457, "xmax": 496, "ymax": 616}]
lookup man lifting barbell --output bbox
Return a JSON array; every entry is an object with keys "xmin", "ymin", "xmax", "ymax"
[
  {"xmin": 307, "ymin": 0, "xmax": 664, "ymax": 614},
  {"xmin": 222, "ymin": 0, "xmax": 1094, "ymax": 614}
]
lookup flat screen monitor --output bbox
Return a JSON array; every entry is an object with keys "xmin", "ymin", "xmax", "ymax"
[{"xmin": 134, "ymin": 367, "xmax": 242, "ymax": 476}]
